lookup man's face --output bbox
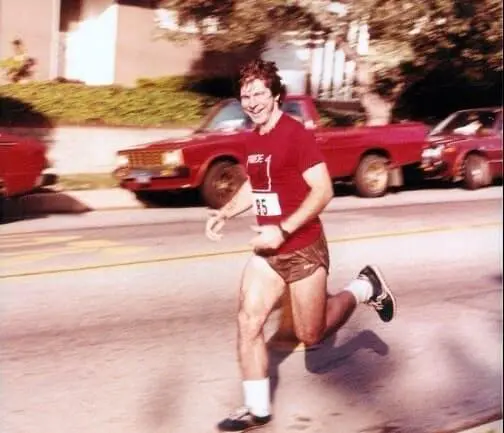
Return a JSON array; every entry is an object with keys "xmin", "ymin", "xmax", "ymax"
[{"xmin": 240, "ymin": 78, "xmax": 278, "ymax": 126}]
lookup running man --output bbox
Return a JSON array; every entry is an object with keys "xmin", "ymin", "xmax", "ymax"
[{"xmin": 205, "ymin": 59, "xmax": 396, "ymax": 432}]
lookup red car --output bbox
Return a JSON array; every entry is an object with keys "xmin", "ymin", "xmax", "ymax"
[
  {"xmin": 421, "ymin": 107, "xmax": 503, "ymax": 189},
  {"xmin": 0, "ymin": 131, "xmax": 53, "ymax": 221},
  {"xmin": 114, "ymin": 95, "xmax": 428, "ymax": 208}
]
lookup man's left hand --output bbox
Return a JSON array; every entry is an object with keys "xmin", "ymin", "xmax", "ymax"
[{"xmin": 249, "ymin": 225, "xmax": 285, "ymax": 251}]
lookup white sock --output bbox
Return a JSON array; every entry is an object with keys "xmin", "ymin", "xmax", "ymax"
[
  {"xmin": 243, "ymin": 378, "xmax": 270, "ymax": 417},
  {"xmin": 344, "ymin": 277, "xmax": 373, "ymax": 304}
]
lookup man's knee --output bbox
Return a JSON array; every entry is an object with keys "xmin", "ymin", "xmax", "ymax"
[
  {"xmin": 238, "ymin": 308, "xmax": 265, "ymax": 341},
  {"xmin": 295, "ymin": 327, "xmax": 324, "ymax": 347}
]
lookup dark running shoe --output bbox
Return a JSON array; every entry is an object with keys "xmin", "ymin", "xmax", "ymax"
[
  {"xmin": 217, "ymin": 407, "xmax": 272, "ymax": 432},
  {"xmin": 358, "ymin": 265, "xmax": 396, "ymax": 322}
]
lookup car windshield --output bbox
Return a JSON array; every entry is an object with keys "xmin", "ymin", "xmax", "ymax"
[
  {"xmin": 429, "ymin": 109, "xmax": 500, "ymax": 137},
  {"xmin": 194, "ymin": 98, "xmax": 318, "ymax": 132},
  {"xmin": 196, "ymin": 99, "xmax": 251, "ymax": 133}
]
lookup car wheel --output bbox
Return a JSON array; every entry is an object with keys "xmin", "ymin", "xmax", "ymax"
[
  {"xmin": 201, "ymin": 161, "xmax": 246, "ymax": 209},
  {"xmin": 0, "ymin": 179, "xmax": 5, "ymax": 223},
  {"xmin": 0, "ymin": 195, "xmax": 5, "ymax": 223},
  {"xmin": 463, "ymin": 154, "xmax": 492, "ymax": 190},
  {"xmin": 355, "ymin": 154, "xmax": 389, "ymax": 198}
]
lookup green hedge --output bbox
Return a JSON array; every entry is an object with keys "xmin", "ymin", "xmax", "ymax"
[{"xmin": 0, "ymin": 76, "xmax": 222, "ymax": 127}]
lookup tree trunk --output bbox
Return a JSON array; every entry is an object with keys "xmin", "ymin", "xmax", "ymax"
[
  {"xmin": 305, "ymin": 38, "xmax": 314, "ymax": 96},
  {"xmin": 337, "ymin": 38, "xmax": 393, "ymax": 125},
  {"xmin": 317, "ymin": 37, "xmax": 327, "ymax": 98}
]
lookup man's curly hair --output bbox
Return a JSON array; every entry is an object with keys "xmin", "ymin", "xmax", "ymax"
[{"xmin": 238, "ymin": 59, "xmax": 286, "ymax": 104}]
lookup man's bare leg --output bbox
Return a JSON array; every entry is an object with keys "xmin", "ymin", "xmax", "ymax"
[
  {"xmin": 289, "ymin": 268, "xmax": 357, "ymax": 345},
  {"xmin": 228, "ymin": 253, "xmax": 286, "ymax": 425},
  {"xmin": 290, "ymin": 266, "xmax": 396, "ymax": 347},
  {"xmin": 217, "ymin": 255, "xmax": 284, "ymax": 431},
  {"xmin": 238, "ymin": 255, "xmax": 285, "ymax": 379}
]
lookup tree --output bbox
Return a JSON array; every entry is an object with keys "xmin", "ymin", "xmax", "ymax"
[
  {"xmin": 159, "ymin": 0, "xmax": 331, "ymax": 51},
  {"xmin": 158, "ymin": 0, "xmax": 342, "ymax": 90},
  {"xmin": 158, "ymin": 0, "xmax": 503, "ymax": 123},
  {"xmin": 347, "ymin": 0, "xmax": 503, "ymax": 120}
]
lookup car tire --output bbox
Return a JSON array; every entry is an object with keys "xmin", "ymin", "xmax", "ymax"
[
  {"xmin": 354, "ymin": 154, "xmax": 390, "ymax": 198},
  {"xmin": 463, "ymin": 154, "xmax": 492, "ymax": 190},
  {"xmin": 201, "ymin": 161, "xmax": 246, "ymax": 209},
  {"xmin": 0, "ymin": 195, "xmax": 4, "ymax": 223},
  {"xmin": 0, "ymin": 179, "xmax": 5, "ymax": 223}
]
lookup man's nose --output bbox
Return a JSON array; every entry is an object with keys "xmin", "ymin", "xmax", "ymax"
[{"xmin": 248, "ymin": 95, "xmax": 261, "ymax": 106}]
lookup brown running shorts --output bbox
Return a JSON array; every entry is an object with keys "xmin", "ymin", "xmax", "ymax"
[{"xmin": 257, "ymin": 233, "xmax": 330, "ymax": 284}]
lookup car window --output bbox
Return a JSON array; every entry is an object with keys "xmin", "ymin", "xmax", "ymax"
[
  {"xmin": 430, "ymin": 110, "xmax": 499, "ymax": 136},
  {"xmin": 203, "ymin": 100, "xmax": 250, "ymax": 132}
]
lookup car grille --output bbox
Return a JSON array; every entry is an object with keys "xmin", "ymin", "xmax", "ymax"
[{"xmin": 125, "ymin": 151, "xmax": 162, "ymax": 168}]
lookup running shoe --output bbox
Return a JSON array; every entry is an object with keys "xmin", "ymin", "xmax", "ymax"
[
  {"xmin": 217, "ymin": 407, "xmax": 272, "ymax": 432},
  {"xmin": 358, "ymin": 265, "xmax": 396, "ymax": 322}
]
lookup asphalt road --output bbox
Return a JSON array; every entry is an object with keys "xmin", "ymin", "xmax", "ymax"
[{"xmin": 0, "ymin": 196, "xmax": 502, "ymax": 433}]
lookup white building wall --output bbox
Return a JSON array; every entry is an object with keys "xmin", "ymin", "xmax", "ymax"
[
  {"xmin": 265, "ymin": 22, "xmax": 369, "ymax": 100},
  {"xmin": 64, "ymin": 0, "xmax": 118, "ymax": 85}
]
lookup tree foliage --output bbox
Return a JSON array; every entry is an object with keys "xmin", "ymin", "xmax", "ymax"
[
  {"xmin": 342, "ymin": 0, "xmax": 502, "ymax": 120},
  {"xmin": 159, "ymin": 0, "xmax": 335, "ymax": 51},
  {"xmin": 352, "ymin": 0, "xmax": 503, "ymax": 77},
  {"xmin": 159, "ymin": 0, "xmax": 502, "ymax": 120}
]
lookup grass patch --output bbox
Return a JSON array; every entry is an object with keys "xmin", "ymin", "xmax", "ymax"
[{"xmin": 56, "ymin": 173, "xmax": 118, "ymax": 190}]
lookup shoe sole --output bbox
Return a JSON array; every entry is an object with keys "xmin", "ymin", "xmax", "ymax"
[
  {"xmin": 217, "ymin": 422, "xmax": 270, "ymax": 432},
  {"xmin": 368, "ymin": 264, "xmax": 397, "ymax": 322}
]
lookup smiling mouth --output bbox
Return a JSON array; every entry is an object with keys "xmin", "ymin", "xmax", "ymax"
[{"xmin": 250, "ymin": 108, "xmax": 265, "ymax": 117}]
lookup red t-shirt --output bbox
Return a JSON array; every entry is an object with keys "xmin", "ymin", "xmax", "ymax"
[{"xmin": 246, "ymin": 114, "xmax": 326, "ymax": 254}]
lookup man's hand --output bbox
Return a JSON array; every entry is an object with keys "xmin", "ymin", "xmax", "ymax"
[
  {"xmin": 249, "ymin": 225, "xmax": 285, "ymax": 251},
  {"xmin": 205, "ymin": 210, "xmax": 226, "ymax": 241}
]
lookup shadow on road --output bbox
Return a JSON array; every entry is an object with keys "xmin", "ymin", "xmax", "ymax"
[
  {"xmin": 134, "ymin": 190, "xmax": 203, "ymax": 208},
  {"xmin": 1, "ymin": 188, "xmax": 91, "ymax": 225},
  {"xmin": 267, "ymin": 329, "xmax": 389, "ymax": 405}
]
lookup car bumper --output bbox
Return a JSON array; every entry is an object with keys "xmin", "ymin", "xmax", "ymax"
[
  {"xmin": 114, "ymin": 166, "xmax": 194, "ymax": 191},
  {"xmin": 420, "ymin": 158, "xmax": 449, "ymax": 178}
]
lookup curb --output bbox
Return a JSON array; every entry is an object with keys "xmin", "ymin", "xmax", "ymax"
[
  {"xmin": 3, "ymin": 185, "xmax": 502, "ymax": 225},
  {"xmin": 439, "ymin": 410, "xmax": 502, "ymax": 433},
  {"xmin": 459, "ymin": 420, "xmax": 502, "ymax": 433}
]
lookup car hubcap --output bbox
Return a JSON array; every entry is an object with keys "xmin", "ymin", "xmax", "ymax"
[
  {"xmin": 365, "ymin": 162, "xmax": 387, "ymax": 193},
  {"xmin": 215, "ymin": 167, "xmax": 239, "ymax": 200},
  {"xmin": 467, "ymin": 158, "xmax": 489, "ymax": 185}
]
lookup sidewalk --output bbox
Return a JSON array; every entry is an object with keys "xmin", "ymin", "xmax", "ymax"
[
  {"xmin": 9, "ymin": 184, "xmax": 503, "ymax": 217},
  {"xmin": 460, "ymin": 420, "xmax": 502, "ymax": 433}
]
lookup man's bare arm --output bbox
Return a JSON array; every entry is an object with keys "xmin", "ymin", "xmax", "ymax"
[
  {"xmin": 279, "ymin": 162, "xmax": 333, "ymax": 234},
  {"xmin": 219, "ymin": 179, "xmax": 253, "ymax": 219}
]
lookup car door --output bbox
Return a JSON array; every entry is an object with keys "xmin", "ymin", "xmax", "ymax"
[
  {"xmin": 282, "ymin": 100, "xmax": 365, "ymax": 179},
  {"xmin": 0, "ymin": 133, "xmax": 34, "ymax": 196},
  {"xmin": 487, "ymin": 114, "xmax": 503, "ymax": 176},
  {"xmin": 0, "ymin": 133, "xmax": 18, "ymax": 195}
]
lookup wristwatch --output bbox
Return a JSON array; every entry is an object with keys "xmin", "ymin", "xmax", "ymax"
[{"xmin": 278, "ymin": 223, "xmax": 292, "ymax": 240}]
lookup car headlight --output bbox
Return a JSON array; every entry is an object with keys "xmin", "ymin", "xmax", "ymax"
[
  {"xmin": 422, "ymin": 145, "xmax": 444, "ymax": 159},
  {"xmin": 116, "ymin": 154, "xmax": 129, "ymax": 167},
  {"xmin": 162, "ymin": 149, "xmax": 184, "ymax": 166}
]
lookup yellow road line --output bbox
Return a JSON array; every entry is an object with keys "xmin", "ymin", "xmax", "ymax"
[
  {"xmin": 0, "ymin": 221, "xmax": 500, "ymax": 280},
  {"xmin": 0, "ymin": 235, "xmax": 82, "ymax": 249},
  {"xmin": 0, "ymin": 241, "xmax": 123, "ymax": 258}
]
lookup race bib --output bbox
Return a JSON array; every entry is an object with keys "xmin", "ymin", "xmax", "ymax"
[{"xmin": 252, "ymin": 192, "xmax": 282, "ymax": 216}]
